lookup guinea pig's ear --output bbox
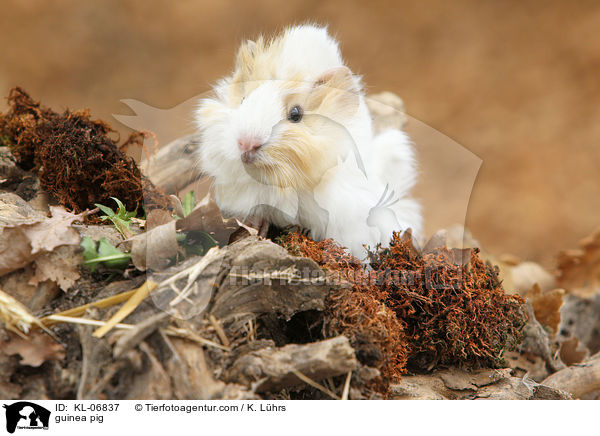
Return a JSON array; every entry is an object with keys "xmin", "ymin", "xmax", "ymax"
[
  {"xmin": 313, "ymin": 66, "xmax": 360, "ymax": 94},
  {"xmin": 308, "ymin": 66, "xmax": 360, "ymax": 119}
]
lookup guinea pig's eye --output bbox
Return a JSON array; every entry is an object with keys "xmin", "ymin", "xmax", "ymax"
[{"xmin": 287, "ymin": 105, "xmax": 303, "ymax": 123}]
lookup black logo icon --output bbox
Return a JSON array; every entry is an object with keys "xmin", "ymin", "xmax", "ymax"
[{"xmin": 3, "ymin": 402, "xmax": 50, "ymax": 433}]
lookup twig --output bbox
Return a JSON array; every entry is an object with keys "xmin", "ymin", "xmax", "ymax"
[
  {"xmin": 341, "ymin": 371, "xmax": 352, "ymax": 400},
  {"xmin": 42, "ymin": 313, "xmax": 229, "ymax": 352},
  {"xmin": 208, "ymin": 314, "xmax": 230, "ymax": 347},
  {"xmin": 164, "ymin": 326, "xmax": 230, "ymax": 351},
  {"xmin": 93, "ymin": 280, "xmax": 158, "ymax": 338},
  {"xmin": 289, "ymin": 368, "xmax": 340, "ymax": 400},
  {"xmin": 46, "ymin": 314, "xmax": 133, "ymax": 330},
  {"xmin": 40, "ymin": 289, "xmax": 139, "ymax": 326}
]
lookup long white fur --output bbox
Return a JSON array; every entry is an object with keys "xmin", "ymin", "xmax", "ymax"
[{"xmin": 196, "ymin": 24, "xmax": 422, "ymax": 258}]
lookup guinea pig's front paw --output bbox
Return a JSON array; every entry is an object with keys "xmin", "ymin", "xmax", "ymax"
[
  {"xmin": 282, "ymin": 224, "xmax": 311, "ymax": 237},
  {"xmin": 244, "ymin": 216, "xmax": 270, "ymax": 238}
]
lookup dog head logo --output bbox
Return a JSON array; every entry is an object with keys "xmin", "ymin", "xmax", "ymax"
[{"xmin": 3, "ymin": 402, "xmax": 50, "ymax": 433}]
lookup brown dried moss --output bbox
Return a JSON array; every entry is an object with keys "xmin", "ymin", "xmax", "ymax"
[
  {"xmin": 376, "ymin": 232, "xmax": 526, "ymax": 370},
  {"xmin": 279, "ymin": 231, "xmax": 526, "ymax": 378},
  {"xmin": 0, "ymin": 87, "xmax": 169, "ymax": 212},
  {"xmin": 280, "ymin": 232, "xmax": 408, "ymax": 389}
]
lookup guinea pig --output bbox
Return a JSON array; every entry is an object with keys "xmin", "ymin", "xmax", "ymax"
[{"xmin": 196, "ymin": 24, "xmax": 422, "ymax": 258}]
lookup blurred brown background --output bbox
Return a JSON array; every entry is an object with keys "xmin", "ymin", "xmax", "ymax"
[{"xmin": 1, "ymin": 0, "xmax": 599, "ymax": 268}]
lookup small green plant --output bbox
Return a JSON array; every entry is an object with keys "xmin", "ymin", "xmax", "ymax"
[
  {"xmin": 96, "ymin": 197, "xmax": 137, "ymax": 238},
  {"xmin": 182, "ymin": 190, "xmax": 195, "ymax": 217},
  {"xmin": 81, "ymin": 236, "xmax": 131, "ymax": 272}
]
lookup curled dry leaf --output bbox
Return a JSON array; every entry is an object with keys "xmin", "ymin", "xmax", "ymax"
[
  {"xmin": 176, "ymin": 194, "xmax": 239, "ymax": 244},
  {"xmin": 559, "ymin": 336, "xmax": 590, "ymax": 367},
  {"xmin": 130, "ymin": 220, "xmax": 178, "ymax": 271},
  {"xmin": 146, "ymin": 208, "xmax": 174, "ymax": 230},
  {"xmin": 0, "ymin": 330, "xmax": 64, "ymax": 367},
  {"xmin": 557, "ymin": 227, "xmax": 600, "ymax": 296}
]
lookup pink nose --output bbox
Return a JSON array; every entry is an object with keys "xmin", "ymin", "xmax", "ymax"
[
  {"xmin": 237, "ymin": 136, "xmax": 262, "ymax": 153},
  {"xmin": 238, "ymin": 136, "xmax": 262, "ymax": 164}
]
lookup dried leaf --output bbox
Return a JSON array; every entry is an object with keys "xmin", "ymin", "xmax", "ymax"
[
  {"xmin": 557, "ymin": 227, "xmax": 600, "ymax": 296},
  {"xmin": 526, "ymin": 284, "xmax": 564, "ymax": 336},
  {"xmin": 145, "ymin": 208, "xmax": 174, "ymax": 230},
  {"xmin": 29, "ymin": 246, "xmax": 81, "ymax": 291},
  {"xmin": 559, "ymin": 336, "xmax": 590, "ymax": 366},
  {"xmin": 130, "ymin": 220, "xmax": 178, "ymax": 271},
  {"xmin": 22, "ymin": 206, "xmax": 81, "ymax": 254},
  {"xmin": 0, "ymin": 227, "xmax": 34, "ymax": 276},
  {"xmin": 0, "ymin": 199, "xmax": 82, "ymax": 276},
  {"xmin": 0, "ymin": 330, "xmax": 64, "ymax": 367},
  {"xmin": 176, "ymin": 193, "xmax": 239, "ymax": 244}
]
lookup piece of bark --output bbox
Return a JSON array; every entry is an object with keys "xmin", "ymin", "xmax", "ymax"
[
  {"xmin": 542, "ymin": 352, "xmax": 600, "ymax": 399},
  {"xmin": 209, "ymin": 238, "xmax": 327, "ymax": 322},
  {"xmin": 168, "ymin": 337, "xmax": 257, "ymax": 400},
  {"xmin": 225, "ymin": 336, "xmax": 358, "ymax": 392},
  {"xmin": 147, "ymin": 237, "xmax": 327, "ymax": 325},
  {"xmin": 392, "ymin": 367, "xmax": 572, "ymax": 400},
  {"xmin": 124, "ymin": 342, "xmax": 173, "ymax": 400},
  {"xmin": 142, "ymin": 133, "xmax": 202, "ymax": 194},
  {"xmin": 472, "ymin": 376, "xmax": 571, "ymax": 400}
]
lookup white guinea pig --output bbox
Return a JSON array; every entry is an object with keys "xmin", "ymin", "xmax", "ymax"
[{"xmin": 196, "ymin": 24, "xmax": 422, "ymax": 258}]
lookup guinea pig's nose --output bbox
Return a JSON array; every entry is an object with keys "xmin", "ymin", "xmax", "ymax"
[
  {"xmin": 238, "ymin": 136, "xmax": 263, "ymax": 164},
  {"xmin": 237, "ymin": 136, "xmax": 262, "ymax": 153}
]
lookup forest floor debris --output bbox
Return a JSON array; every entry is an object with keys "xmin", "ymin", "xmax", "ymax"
[{"xmin": 0, "ymin": 87, "xmax": 599, "ymax": 400}]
